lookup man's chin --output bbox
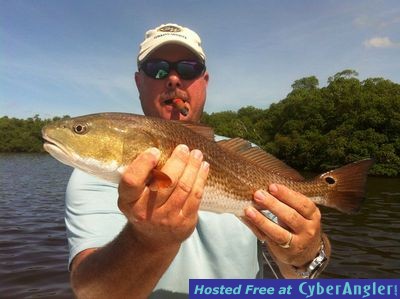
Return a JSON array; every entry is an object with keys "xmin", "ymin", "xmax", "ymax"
[{"xmin": 169, "ymin": 109, "xmax": 186, "ymax": 120}]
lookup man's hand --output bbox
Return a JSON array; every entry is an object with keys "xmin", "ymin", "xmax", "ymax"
[
  {"xmin": 70, "ymin": 145, "xmax": 209, "ymax": 299},
  {"xmin": 244, "ymin": 184, "xmax": 323, "ymax": 268},
  {"xmin": 118, "ymin": 144, "xmax": 210, "ymax": 251}
]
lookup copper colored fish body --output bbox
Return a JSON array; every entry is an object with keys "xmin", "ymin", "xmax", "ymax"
[{"xmin": 42, "ymin": 113, "xmax": 374, "ymax": 216}]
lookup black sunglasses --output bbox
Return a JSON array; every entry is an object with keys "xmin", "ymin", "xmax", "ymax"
[{"xmin": 139, "ymin": 59, "xmax": 206, "ymax": 80}]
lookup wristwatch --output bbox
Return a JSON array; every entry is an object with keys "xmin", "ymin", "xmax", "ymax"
[{"xmin": 294, "ymin": 237, "xmax": 328, "ymax": 279}]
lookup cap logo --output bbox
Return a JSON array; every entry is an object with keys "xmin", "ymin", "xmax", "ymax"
[{"xmin": 158, "ymin": 25, "xmax": 182, "ymax": 32}]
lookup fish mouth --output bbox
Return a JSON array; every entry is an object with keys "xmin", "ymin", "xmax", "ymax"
[
  {"xmin": 42, "ymin": 133, "xmax": 77, "ymax": 168},
  {"xmin": 42, "ymin": 133, "xmax": 65, "ymax": 154}
]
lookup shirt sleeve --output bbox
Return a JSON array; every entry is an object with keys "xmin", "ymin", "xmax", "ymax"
[{"xmin": 65, "ymin": 169, "xmax": 127, "ymax": 269}]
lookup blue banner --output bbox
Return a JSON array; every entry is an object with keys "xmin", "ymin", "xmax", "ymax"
[{"xmin": 190, "ymin": 279, "xmax": 399, "ymax": 299}]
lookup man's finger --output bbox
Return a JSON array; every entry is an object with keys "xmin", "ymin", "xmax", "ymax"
[
  {"xmin": 268, "ymin": 184, "xmax": 317, "ymax": 220},
  {"xmin": 149, "ymin": 144, "xmax": 190, "ymax": 203},
  {"xmin": 181, "ymin": 160, "xmax": 209, "ymax": 217},
  {"xmin": 119, "ymin": 147, "xmax": 161, "ymax": 200},
  {"xmin": 253, "ymin": 190, "xmax": 305, "ymax": 233},
  {"xmin": 239, "ymin": 216, "xmax": 266, "ymax": 241},
  {"xmin": 166, "ymin": 149, "xmax": 203, "ymax": 214},
  {"xmin": 244, "ymin": 206, "xmax": 292, "ymax": 245}
]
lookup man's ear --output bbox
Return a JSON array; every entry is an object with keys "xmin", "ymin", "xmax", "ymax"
[
  {"xmin": 135, "ymin": 72, "xmax": 140, "ymax": 89},
  {"xmin": 203, "ymin": 71, "xmax": 209, "ymax": 85},
  {"xmin": 134, "ymin": 72, "xmax": 141, "ymax": 89}
]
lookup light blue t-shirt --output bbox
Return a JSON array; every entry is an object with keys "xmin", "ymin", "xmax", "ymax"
[{"xmin": 65, "ymin": 169, "xmax": 262, "ymax": 297}]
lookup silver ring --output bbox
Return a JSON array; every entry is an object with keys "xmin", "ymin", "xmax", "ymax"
[{"xmin": 279, "ymin": 232, "xmax": 293, "ymax": 249}]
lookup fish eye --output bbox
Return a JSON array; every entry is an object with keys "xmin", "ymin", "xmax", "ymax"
[{"xmin": 73, "ymin": 123, "xmax": 88, "ymax": 135}]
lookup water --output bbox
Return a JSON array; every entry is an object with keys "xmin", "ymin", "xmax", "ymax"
[
  {"xmin": 1, "ymin": 154, "xmax": 399, "ymax": 298},
  {"xmin": 320, "ymin": 177, "xmax": 400, "ymax": 278},
  {"xmin": 0, "ymin": 154, "xmax": 73, "ymax": 298}
]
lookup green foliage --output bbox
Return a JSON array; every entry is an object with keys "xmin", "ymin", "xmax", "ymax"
[
  {"xmin": 202, "ymin": 70, "xmax": 400, "ymax": 176},
  {"xmin": 0, "ymin": 115, "xmax": 69, "ymax": 153},
  {"xmin": 327, "ymin": 69, "xmax": 359, "ymax": 84},
  {"xmin": 291, "ymin": 76, "xmax": 319, "ymax": 90},
  {"xmin": 201, "ymin": 106, "xmax": 267, "ymax": 145}
]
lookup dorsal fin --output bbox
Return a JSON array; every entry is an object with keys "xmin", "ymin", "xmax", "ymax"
[
  {"xmin": 179, "ymin": 122, "xmax": 215, "ymax": 140},
  {"xmin": 217, "ymin": 138, "xmax": 305, "ymax": 181},
  {"xmin": 217, "ymin": 138, "xmax": 252, "ymax": 152}
]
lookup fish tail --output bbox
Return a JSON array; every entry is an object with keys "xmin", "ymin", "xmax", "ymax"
[{"xmin": 318, "ymin": 159, "xmax": 374, "ymax": 214}]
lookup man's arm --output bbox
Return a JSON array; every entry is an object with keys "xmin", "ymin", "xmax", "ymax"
[
  {"xmin": 244, "ymin": 184, "xmax": 331, "ymax": 278},
  {"xmin": 70, "ymin": 145, "xmax": 209, "ymax": 298},
  {"xmin": 70, "ymin": 224, "xmax": 180, "ymax": 298}
]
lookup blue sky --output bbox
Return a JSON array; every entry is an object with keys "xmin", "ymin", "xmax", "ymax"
[{"xmin": 1, "ymin": 0, "xmax": 399, "ymax": 119}]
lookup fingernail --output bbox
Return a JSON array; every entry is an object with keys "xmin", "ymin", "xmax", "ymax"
[
  {"xmin": 191, "ymin": 149, "xmax": 203, "ymax": 160},
  {"xmin": 254, "ymin": 190, "xmax": 267, "ymax": 202},
  {"xmin": 145, "ymin": 147, "xmax": 161, "ymax": 160},
  {"xmin": 178, "ymin": 144, "xmax": 189, "ymax": 154},
  {"xmin": 201, "ymin": 161, "xmax": 209, "ymax": 171},
  {"xmin": 245, "ymin": 207, "xmax": 257, "ymax": 219},
  {"xmin": 269, "ymin": 184, "xmax": 278, "ymax": 194}
]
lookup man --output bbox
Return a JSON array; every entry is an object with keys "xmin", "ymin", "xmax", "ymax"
[{"xmin": 66, "ymin": 23, "xmax": 330, "ymax": 299}]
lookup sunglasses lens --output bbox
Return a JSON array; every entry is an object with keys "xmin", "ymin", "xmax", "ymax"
[
  {"xmin": 141, "ymin": 60, "xmax": 205, "ymax": 80},
  {"xmin": 142, "ymin": 60, "xmax": 170, "ymax": 79},
  {"xmin": 176, "ymin": 61, "xmax": 205, "ymax": 80}
]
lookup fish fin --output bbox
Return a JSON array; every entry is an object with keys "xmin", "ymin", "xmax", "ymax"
[
  {"xmin": 179, "ymin": 122, "xmax": 215, "ymax": 140},
  {"xmin": 241, "ymin": 147, "xmax": 305, "ymax": 181},
  {"xmin": 148, "ymin": 169, "xmax": 173, "ymax": 191},
  {"xmin": 217, "ymin": 137, "xmax": 252, "ymax": 152},
  {"xmin": 318, "ymin": 159, "xmax": 374, "ymax": 213},
  {"xmin": 218, "ymin": 138, "xmax": 305, "ymax": 181}
]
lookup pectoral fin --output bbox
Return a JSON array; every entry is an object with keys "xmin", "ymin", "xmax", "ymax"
[{"xmin": 148, "ymin": 169, "xmax": 173, "ymax": 191}]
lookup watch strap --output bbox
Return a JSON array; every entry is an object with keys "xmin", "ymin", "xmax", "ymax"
[{"xmin": 294, "ymin": 235, "xmax": 329, "ymax": 279}]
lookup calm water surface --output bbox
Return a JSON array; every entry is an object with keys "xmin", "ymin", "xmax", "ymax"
[{"xmin": 0, "ymin": 154, "xmax": 399, "ymax": 298}]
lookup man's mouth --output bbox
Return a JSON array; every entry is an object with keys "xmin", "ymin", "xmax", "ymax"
[{"xmin": 163, "ymin": 98, "xmax": 189, "ymax": 116}]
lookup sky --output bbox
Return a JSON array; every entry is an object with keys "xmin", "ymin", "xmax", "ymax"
[{"xmin": 1, "ymin": 0, "xmax": 399, "ymax": 119}]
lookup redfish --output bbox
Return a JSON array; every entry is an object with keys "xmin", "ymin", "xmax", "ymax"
[{"xmin": 42, "ymin": 113, "xmax": 373, "ymax": 216}]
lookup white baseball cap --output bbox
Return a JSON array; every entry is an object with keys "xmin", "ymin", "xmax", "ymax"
[{"xmin": 137, "ymin": 23, "xmax": 206, "ymax": 66}]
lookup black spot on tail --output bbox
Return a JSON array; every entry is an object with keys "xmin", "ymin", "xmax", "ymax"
[{"xmin": 325, "ymin": 176, "xmax": 336, "ymax": 185}]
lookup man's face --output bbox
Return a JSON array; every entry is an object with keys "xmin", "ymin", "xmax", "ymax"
[{"xmin": 135, "ymin": 44, "xmax": 209, "ymax": 122}]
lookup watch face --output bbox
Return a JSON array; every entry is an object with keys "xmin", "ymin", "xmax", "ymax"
[
  {"xmin": 310, "ymin": 257, "xmax": 329, "ymax": 278},
  {"xmin": 308, "ymin": 247, "xmax": 328, "ymax": 278}
]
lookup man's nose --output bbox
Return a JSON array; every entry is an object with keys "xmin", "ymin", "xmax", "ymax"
[{"xmin": 166, "ymin": 72, "xmax": 182, "ymax": 89}]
